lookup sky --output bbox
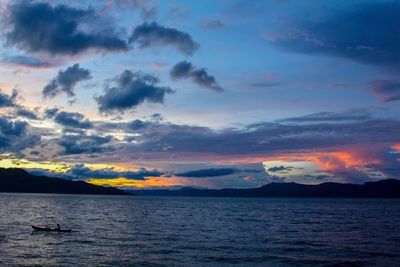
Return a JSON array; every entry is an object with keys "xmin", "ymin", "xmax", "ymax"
[{"xmin": 0, "ymin": 0, "xmax": 399, "ymax": 189}]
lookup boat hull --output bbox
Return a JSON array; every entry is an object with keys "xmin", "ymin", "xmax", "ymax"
[{"xmin": 31, "ymin": 225, "xmax": 72, "ymax": 232}]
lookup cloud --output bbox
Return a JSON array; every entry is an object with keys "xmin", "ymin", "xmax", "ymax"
[
  {"xmin": 107, "ymin": 0, "xmax": 157, "ymax": 20},
  {"xmin": 267, "ymin": 2, "xmax": 400, "ymax": 69},
  {"xmin": 1, "ymin": 55, "xmax": 53, "ymax": 68},
  {"xmin": 0, "ymin": 118, "xmax": 26, "ymax": 147},
  {"xmin": 267, "ymin": 166, "xmax": 293, "ymax": 172},
  {"xmin": 279, "ymin": 110, "xmax": 371, "ymax": 124},
  {"xmin": 176, "ymin": 168, "xmax": 237, "ymax": 178},
  {"xmin": 369, "ymin": 80, "xmax": 400, "ymax": 102},
  {"xmin": 170, "ymin": 61, "xmax": 223, "ymax": 91},
  {"xmin": 67, "ymin": 164, "xmax": 161, "ymax": 180},
  {"xmin": 90, "ymin": 110, "xmax": 399, "ymax": 186},
  {"xmin": 93, "ymin": 115, "xmax": 164, "ymax": 134},
  {"xmin": 167, "ymin": 4, "xmax": 187, "ymax": 20},
  {"xmin": 28, "ymin": 164, "xmax": 162, "ymax": 180},
  {"xmin": 15, "ymin": 108, "xmax": 39, "ymax": 120},
  {"xmin": 202, "ymin": 19, "xmax": 224, "ymax": 29},
  {"xmin": 249, "ymin": 82, "xmax": 280, "ymax": 88},
  {"xmin": 53, "ymin": 111, "xmax": 92, "ymax": 129},
  {"xmin": 33, "ymin": 109, "xmax": 397, "ymax": 185},
  {"xmin": 127, "ymin": 119, "xmax": 150, "ymax": 130},
  {"xmin": 4, "ymin": 1, "xmax": 128, "ymax": 55},
  {"xmin": 96, "ymin": 70, "xmax": 174, "ymax": 114},
  {"xmin": 0, "ymin": 117, "xmax": 39, "ymax": 151},
  {"xmin": 44, "ymin": 108, "xmax": 60, "ymax": 118},
  {"xmin": 140, "ymin": 6, "xmax": 157, "ymax": 20},
  {"xmin": 0, "ymin": 89, "xmax": 17, "ymax": 108},
  {"xmin": 68, "ymin": 164, "xmax": 161, "ymax": 180},
  {"xmin": 129, "ymin": 22, "xmax": 199, "ymax": 55},
  {"xmin": 124, "ymin": 110, "xmax": 400, "ymax": 159},
  {"xmin": 58, "ymin": 133, "xmax": 114, "ymax": 155},
  {"xmin": 43, "ymin": 64, "xmax": 92, "ymax": 98}
]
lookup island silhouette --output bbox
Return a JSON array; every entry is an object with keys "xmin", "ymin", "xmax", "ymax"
[
  {"xmin": 0, "ymin": 168, "xmax": 129, "ymax": 195},
  {"xmin": 131, "ymin": 179, "xmax": 400, "ymax": 198},
  {"xmin": 1, "ymin": 167, "xmax": 400, "ymax": 197}
]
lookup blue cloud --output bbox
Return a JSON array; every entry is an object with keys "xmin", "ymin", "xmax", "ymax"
[
  {"xmin": 0, "ymin": 89, "xmax": 17, "ymax": 108},
  {"xmin": 176, "ymin": 168, "xmax": 237, "ymax": 178},
  {"xmin": 4, "ymin": 2, "xmax": 128, "ymax": 55},
  {"xmin": 43, "ymin": 64, "xmax": 91, "ymax": 98},
  {"xmin": 53, "ymin": 111, "xmax": 92, "ymax": 129},
  {"xmin": 96, "ymin": 70, "xmax": 174, "ymax": 114},
  {"xmin": 129, "ymin": 22, "xmax": 199, "ymax": 55},
  {"xmin": 170, "ymin": 61, "xmax": 223, "ymax": 91},
  {"xmin": 269, "ymin": 2, "xmax": 400, "ymax": 69}
]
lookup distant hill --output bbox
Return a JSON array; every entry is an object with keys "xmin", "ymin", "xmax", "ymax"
[
  {"xmin": 131, "ymin": 179, "xmax": 400, "ymax": 198},
  {"xmin": 0, "ymin": 168, "xmax": 130, "ymax": 195}
]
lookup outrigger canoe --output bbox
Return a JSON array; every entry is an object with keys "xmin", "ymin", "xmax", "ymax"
[{"xmin": 31, "ymin": 225, "xmax": 72, "ymax": 232}]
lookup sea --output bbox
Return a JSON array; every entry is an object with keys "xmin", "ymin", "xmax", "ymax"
[{"xmin": 0, "ymin": 194, "xmax": 399, "ymax": 267}]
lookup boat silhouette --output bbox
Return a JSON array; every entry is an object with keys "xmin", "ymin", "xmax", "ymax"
[{"xmin": 31, "ymin": 225, "xmax": 72, "ymax": 232}]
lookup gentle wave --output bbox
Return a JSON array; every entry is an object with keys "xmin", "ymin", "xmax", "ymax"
[{"xmin": 0, "ymin": 194, "xmax": 399, "ymax": 266}]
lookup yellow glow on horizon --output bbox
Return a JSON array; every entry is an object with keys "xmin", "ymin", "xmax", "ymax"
[
  {"xmin": 0, "ymin": 157, "xmax": 69, "ymax": 172},
  {"xmin": 86, "ymin": 176, "xmax": 188, "ymax": 188},
  {"xmin": 0, "ymin": 155, "xmax": 138, "ymax": 174}
]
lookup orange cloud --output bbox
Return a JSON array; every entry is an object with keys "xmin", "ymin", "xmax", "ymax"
[
  {"xmin": 393, "ymin": 144, "xmax": 400, "ymax": 152},
  {"xmin": 304, "ymin": 151, "xmax": 368, "ymax": 172},
  {"xmin": 241, "ymin": 149, "xmax": 381, "ymax": 175}
]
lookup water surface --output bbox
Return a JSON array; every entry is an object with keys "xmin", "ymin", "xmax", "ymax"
[{"xmin": 0, "ymin": 193, "xmax": 399, "ymax": 266}]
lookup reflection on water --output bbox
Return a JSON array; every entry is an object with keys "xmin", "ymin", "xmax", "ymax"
[{"xmin": 0, "ymin": 193, "xmax": 400, "ymax": 266}]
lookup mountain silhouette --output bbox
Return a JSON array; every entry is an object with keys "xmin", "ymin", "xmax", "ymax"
[
  {"xmin": 0, "ymin": 168, "xmax": 129, "ymax": 195},
  {"xmin": 2, "ymin": 167, "xmax": 399, "ymax": 197},
  {"xmin": 131, "ymin": 179, "xmax": 400, "ymax": 198}
]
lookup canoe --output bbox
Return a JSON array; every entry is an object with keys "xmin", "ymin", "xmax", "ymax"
[{"xmin": 31, "ymin": 225, "xmax": 72, "ymax": 232}]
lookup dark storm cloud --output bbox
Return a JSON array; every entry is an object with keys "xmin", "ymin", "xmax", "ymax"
[
  {"xmin": 369, "ymin": 80, "xmax": 400, "ymax": 102},
  {"xmin": 129, "ymin": 22, "xmax": 199, "ymax": 55},
  {"xmin": 93, "ymin": 116, "xmax": 165, "ymax": 134},
  {"xmin": 89, "ymin": 111, "xmax": 399, "ymax": 169},
  {"xmin": 170, "ymin": 61, "xmax": 223, "ymax": 91},
  {"xmin": 96, "ymin": 70, "xmax": 174, "ymax": 114},
  {"xmin": 202, "ymin": 19, "xmax": 224, "ymax": 29},
  {"xmin": 176, "ymin": 168, "xmax": 237, "ymax": 178},
  {"xmin": 279, "ymin": 110, "xmax": 372, "ymax": 124},
  {"xmin": 44, "ymin": 108, "xmax": 60, "ymax": 118},
  {"xmin": 2, "ymin": 55, "xmax": 52, "ymax": 68},
  {"xmin": 29, "ymin": 164, "xmax": 163, "ymax": 180},
  {"xmin": 53, "ymin": 111, "xmax": 92, "ymax": 129},
  {"xmin": 267, "ymin": 166, "xmax": 293, "ymax": 173},
  {"xmin": 68, "ymin": 164, "xmax": 162, "ymax": 180},
  {"xmin": 125, "ymin": 111, "xmax": 400, "ymax": 156},
  {"xmin": 43, "ymin": 64, "xmax": 92, "ymax": 98},
  {"xmin": 0, "ymin": 89, "xmax": 17, "ymax": 108},
  {"xmin": 4, "ymin": 1, "xmax": 128, "ymax": 56},
  {"xmin": 127, "ymin": 119, "xmax": 150, "ymax": 130},
  {"xmin": 0, "ymin": 118, "xmax": 26, "ymax": 146},
  {"xmin": 0, "ymin": 117, "xmax": 40, "ymax": 151},
  {"xmin": 58, "ymin": 133, "xmax": 114, "ymax": 155},
  {"xmin": 268, "ymin": 2, "xmax": 400, "ymax": 69},
  {"xmin": 16, "ymin": 108, "xmax": 39, "ymax": 120}
]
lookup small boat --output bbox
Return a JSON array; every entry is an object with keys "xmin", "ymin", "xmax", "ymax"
[{"xmin": 31, "ymin": 225, "xmax": 72, "ymax": 232}]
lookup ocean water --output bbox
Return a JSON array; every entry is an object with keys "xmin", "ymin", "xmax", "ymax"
[{"xmin": 0, "ymin": 194, "xmax": 399, "ymax": 267}]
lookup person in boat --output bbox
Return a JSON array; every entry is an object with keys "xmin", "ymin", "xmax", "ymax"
[{"xmin": 55, "ymin": 224, "xmax": 60, "ymax": 231}]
